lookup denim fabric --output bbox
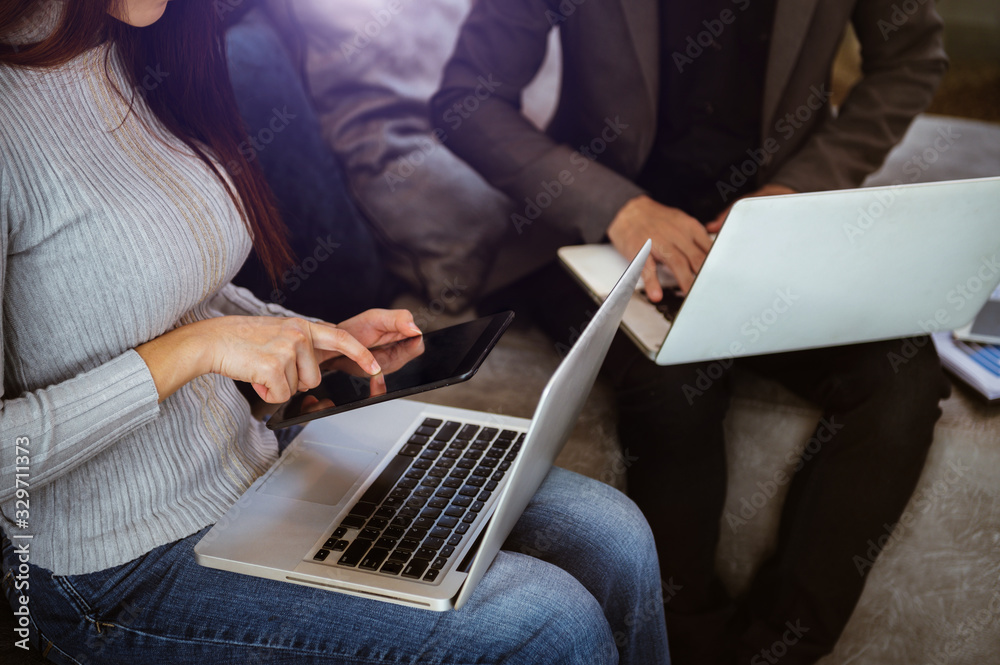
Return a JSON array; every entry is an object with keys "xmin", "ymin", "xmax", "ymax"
[
  {"xmin": 225, "ymin": 13, "xmax": 396, "ymax": 323},
  {"xmin": 2, "ymin": 467, "xmax": 670, "ymax": 664}
]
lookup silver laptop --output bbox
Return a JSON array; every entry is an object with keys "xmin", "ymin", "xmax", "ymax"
[
  {"xmin": 194, "ymin": 240, "xmax": 650, "ymax": 611},
  {"xmin": 559, "ymin": 176, "xmax": 1000, "ymax": 365}
]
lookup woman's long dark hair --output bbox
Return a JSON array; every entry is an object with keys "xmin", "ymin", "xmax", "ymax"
[{"xmin": 0, "ymin": 0, "xmax": 293, "ymax": 282}]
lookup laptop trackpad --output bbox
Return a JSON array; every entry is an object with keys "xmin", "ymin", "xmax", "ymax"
[{"xmin": 259, "ymin": 443, "xmax": 377, "ymax": 506}]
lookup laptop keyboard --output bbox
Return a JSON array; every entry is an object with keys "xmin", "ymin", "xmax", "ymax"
[{"xmin": 310, "ymin": 417, "xmax": 524, "ymax": 584}]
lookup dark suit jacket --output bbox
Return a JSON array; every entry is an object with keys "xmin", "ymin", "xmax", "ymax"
[{"xmin": 431, "ymin": 0, "xmax": 947, "ymax": 254}]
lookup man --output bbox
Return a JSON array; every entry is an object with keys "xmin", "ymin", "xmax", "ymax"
[{"xmin": 431, "ymin": 1, "xmax": 950, "ymax": 664}]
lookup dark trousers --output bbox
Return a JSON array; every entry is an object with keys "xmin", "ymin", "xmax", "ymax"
[
  {"xmin": 225, "ymin": 13, "xmax": 397, "ymax": 323},
  {"xmin": 485, "ymin": 263, "xmax": 951, "ymax": 665}
]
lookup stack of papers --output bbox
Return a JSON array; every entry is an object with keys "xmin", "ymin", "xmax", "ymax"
[{"xmin": 933, "ymin": 332, "xmax": 1000, "ymax": 401}]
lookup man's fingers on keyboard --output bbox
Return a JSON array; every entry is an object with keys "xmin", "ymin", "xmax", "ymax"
[
  {"xmin": 658, "ymin": 253, "xmax": 694, "ymax": 295},
  {"xmin": 692, "ymin": 223, "xmax": 715, "ymax": 252},
  {"xmin": 642, "ymin": 256, "xmax": 663, "ymax": 302},
  {"xmin": 676, "ymin": 236, "xmax": 708, "ymax": 274}
]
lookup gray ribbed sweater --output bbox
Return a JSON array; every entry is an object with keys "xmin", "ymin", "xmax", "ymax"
[{"xmin": 1, "ymin": 16, "xmax": 295, "ymax": 575}]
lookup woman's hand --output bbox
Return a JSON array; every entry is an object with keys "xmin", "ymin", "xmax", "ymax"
[
  {"xmin": 331, "ymin": 309, "xmax": 422, "ymax": 359},
  {"xmin": 322, "ymin": 332, "xmax": 426, "ymax": 383},
  {"xmin": 314, "ymin": 311, "xmax": 423, "ymax": 405},
  {"xmin": 136, "ymin": 316, "xmax": 384, "ymax": 404}
]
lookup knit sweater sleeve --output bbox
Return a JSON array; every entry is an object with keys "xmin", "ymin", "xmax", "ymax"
[{"xmin": 0, "ymin": 163, "xmax": 161, "ymax": 504}]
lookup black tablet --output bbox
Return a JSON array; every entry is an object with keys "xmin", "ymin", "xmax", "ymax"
[{"xmin": 266, "ymin": 311, "xmax": 514, "ymax": 429}]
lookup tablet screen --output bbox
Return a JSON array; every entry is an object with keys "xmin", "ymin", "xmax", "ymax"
[{"xmin": 266, "ymin": 312, "xmax": 513, "ymax": 429}]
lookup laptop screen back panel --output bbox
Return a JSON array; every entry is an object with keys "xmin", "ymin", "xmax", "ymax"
[
  {"xmin": 658, "ymin": 177, "xmax": 1000, "ymax": 364},
  {"xmin": 452, "ymin": 241, "xmax": 650, "ymax": 610}
]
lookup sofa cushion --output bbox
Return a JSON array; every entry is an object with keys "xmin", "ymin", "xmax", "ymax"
[{"xmin": 284, "ymin": 0, "xmax": 519, "ymax": 310}]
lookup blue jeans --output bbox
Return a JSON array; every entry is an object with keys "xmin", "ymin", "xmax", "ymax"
[{"xmin": 2, "ymin": 467, "xmax": 670, "ymax": 664}]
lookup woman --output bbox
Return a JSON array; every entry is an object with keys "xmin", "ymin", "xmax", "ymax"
[{"xmin": 0, "ymin": 0, "xmax": 670, "ymax": 662}]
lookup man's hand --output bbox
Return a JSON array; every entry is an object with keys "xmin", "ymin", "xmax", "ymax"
[
  {"xmin": 607, "ymin": 195, "xmax": 713, "ymax": 300},
  {"xmin": 706, "ymin": 184, "xmax": 797, "ymax": 233}
]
